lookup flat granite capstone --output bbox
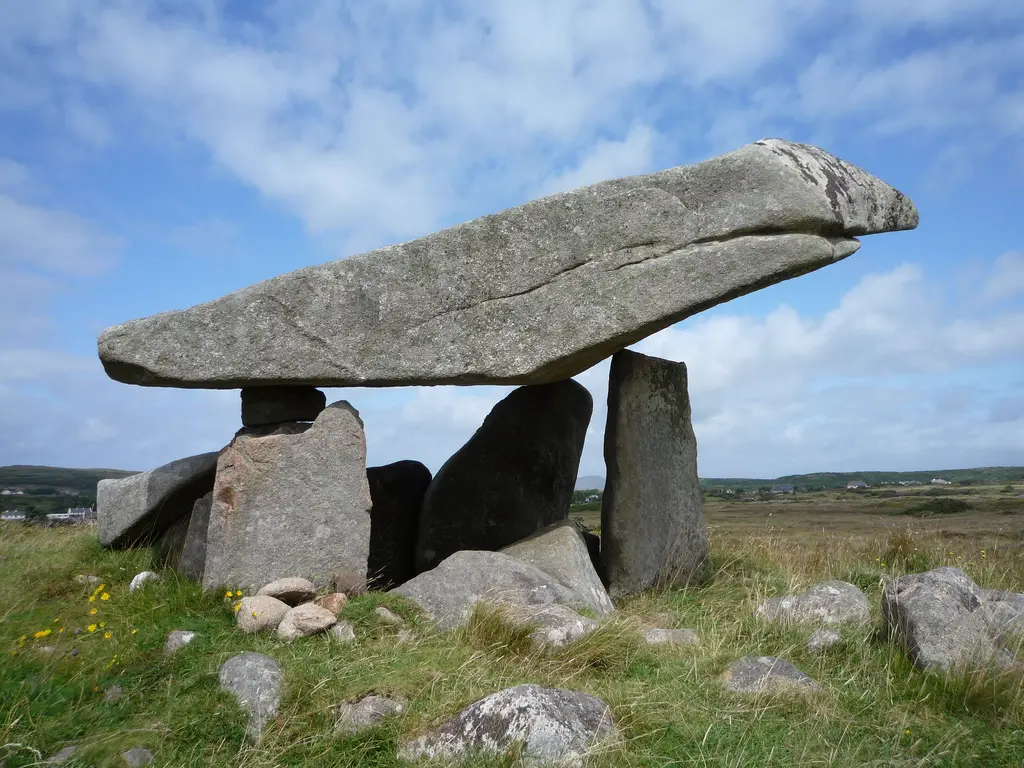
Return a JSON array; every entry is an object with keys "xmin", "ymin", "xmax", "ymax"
[{"xmin": 98, "ymin": 140, "xmax": 917, "ymax": 389}]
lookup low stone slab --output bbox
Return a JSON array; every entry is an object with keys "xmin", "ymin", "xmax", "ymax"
[
  {"xmin": 602, "ymin": 350, "xmax": 710, "ymax": 596},
  {"xmin": 334, "ymin": 694, "xmax": 407, "ymax": 734},
  {"xmin": 120, "ymin": 747, "xmax": 153, "ymax": 767},
  {"xmin": 277, "ymin": 603, "xmax": 337, "ymax": 641},
  {"xmin": 241, "ymin": 385, "xmax": 326, "ymax": 427},
  {"xmin": 501, "ymin": 603, "xmax": 599, "ymax": 649},
  {"xmin": 219, "ymin": 652, "xmax": 283, "ymax": 740},
  {"xmin": 756, "ymin": 581, "xmax": 870, "ymax": 626},
  {"xmin": 416, "ymin": 380, "xmax": 592, "ymax": 573},
  {"xmin": 644, "ymin": 628, "xmax": 699, "ymax": 646},
  {"xmin": 394, "ymin": 550, "xmax": 585, "ymax": 632},
  {"xmin": 202, "ymin": 401, "xmax": 372, "ymax": 592},
  {"xmin": 236, "ymin": 595, "xmax": 290, "ymax": 634},
  {"xmin": 367, "ymin": 460, "xmax": 432, "ymax": 590},
  {"xmin": 398, "ymin": 684, "xmax": 617, "ymax": 766},
  {"xmin": 882, "ymin": 567, "xmax": 1002, "ymax": 671},
  {"xmin": 98, "ymin": 140, "xmax": 916, "ymax": 390},
  {"xmin": 178, "ymin": 491, "xmax": 212, "ymax": 580},
  {"xmin": 807, "ymin": 628, "xmax": 842, "ymax": 652},
  {"xmin": 257, "ymin": 577, "xmax": 316, "ymax": 606},
  {"xmin": 501, "ymin": 521, "xmax": 614, "ymax": 616},
  {"xmin": 723, "ymin": 656, "xmax": 820, "ymax": 694},
  {"xmin": 98, "ymin": 452, "xmax": 218, "ymax": 548}
]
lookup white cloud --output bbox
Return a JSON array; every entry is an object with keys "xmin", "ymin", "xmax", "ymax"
[
  {"xmin": 538, "ymin": 124, "xmax": 657, "ymax": 197},
  {"xmin": 983, "ymin": 252, "xmax": 1024, "ymax": 303}
]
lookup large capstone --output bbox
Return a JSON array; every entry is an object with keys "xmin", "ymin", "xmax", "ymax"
[
  {"xmin": 601, "ymin": 350, "xmax": 710, "ymax": 597},
  {"xmin": 415, "ymin": 380, "xmax": 592, "ymax": 573},
  {"xmin": 98, "ymin": 140, "xmax": 917, "ymax": 390},
  {"xmin": 98, "ymin": 452, "xmax": 218, "ymax": 548},
  {"xmin": 202, "ymin": 401, "xmax": 372, "ymax": 592},
  {"xmin": 367, "ymin": 460, "xmax": 432, "ymax": 590}
]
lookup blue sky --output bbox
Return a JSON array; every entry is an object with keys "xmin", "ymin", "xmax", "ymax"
[{"xmin": 1, "ymin": 0, "xmax": 1022, "ymax": 478}]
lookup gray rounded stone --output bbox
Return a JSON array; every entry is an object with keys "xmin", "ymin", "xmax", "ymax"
[
  {"xmin": 121, "ymin": 747, "xmax": 153, "ymax": 766},
  {"xmin": 164, "ymin": 630, "xmax": 197, "ymax": 654},
  {"xmin": 334, "ymin": 694, "xmax": 407, "ymax": 734},
  {"xmin": 723, "ymin": 656, "xmax": 820, "ymax": 694},
  {"xmin": 756, "ymin": 581, "xmax": 870, "ymax": 626},
  {"xmin": 219, "ymin": 652, "xmax": 283, "ymax": 740},
  {"xmin": 277, "ymin": 603, "xmax": 337, "ymax": 641},
  {"xmin": 807, "ymin": 628, "xmax": 842, "ymax": 652},
  {"xmin": 236, "ymin": 595, "xmax": 290, "ymax": 634},
  {"xmin": 329, "ymin": 621, "xmax": 357, "ymax": 644},
  {"xmin": 129, "ymin": 571, "xmax": 159, "ymax": 592},
  {"xmin": 644, "ymin": 628, "xmax": 699, "ymax": 646}
]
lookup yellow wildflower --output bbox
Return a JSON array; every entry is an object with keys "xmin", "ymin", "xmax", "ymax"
[
  {"xmin": 233, "ymin": 602, "xmax": 242, "ymax": 612},
  {"xmin": 100, "ymin": 593, "xmax": 110, "ymax": 601},
  {"xmin": 130, "ymin": 627, "xmax": 137, "ymax": 635},
  {"xmin": 251, "ymin": 611, "xmax": 258, "ymax": 618},
  {"xmin": 98, "ymin": 622, "xmax": 105, "ymax": 628},
  {"xmin": 89, "ymin": 607, "xmax": 98, "ymax": 615},
  {"xmin": 904, "ymin": 729, "xmax": 911, "ymax": 735},
  {"xmin": 33, "ymin": 629, "xmax": 52, "ymax": 639},
  {"xmin": 235, "ymin": 590, "xmax": 243, "ymax": 597},
  {"xmin": 58, "ymin": 627, "xmax": 65, "ymax": 634},
  {"xmin": 52, "ymin": 617, "xmax": 61, "ymax": 623},
  {"xmin": 88, "ymin": 624, "xmax": 97, "ymax": 632},
  {"xmin": 103, "ymin": 631, "xmax": 112, "ymax": 639},
  {"xmin": 88, "ymin": 595, "xmax": 96, "ymax": 602}
]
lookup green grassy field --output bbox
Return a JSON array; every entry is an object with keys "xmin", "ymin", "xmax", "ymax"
[{"xmin": 2, "ymin": 484, "xmax": 1023, "ymax": 767}]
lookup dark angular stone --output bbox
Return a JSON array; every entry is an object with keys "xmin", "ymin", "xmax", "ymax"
[
  {"xmin": 241, "ymin": 385, "xmax": 326, "ymax": 427},
  {"xmin": 367, "ymin": 460, "xmax": 432, "ymax": 590}
]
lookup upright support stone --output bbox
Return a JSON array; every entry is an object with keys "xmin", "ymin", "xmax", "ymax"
[
  {"xmin": 414, "ymin": 380, "xmax": 593, "ymax": 574},
  {"xmin": 241, "ymin": 386, "xmax": 326, "ymax": 427},
  {"xmin": 602, "ymin": 350, "xmax": 710, "ymax": 597},
  {"xmin": 178, "ymin": 491, "xmax": 213, "ymax": 581},
  {"xmin": 367, "ymin": 460, "xmax": 432, "ymax": 590},
  {"xmin": 202, "ymin": 401, "xmax": 372, "ymax": 592}
]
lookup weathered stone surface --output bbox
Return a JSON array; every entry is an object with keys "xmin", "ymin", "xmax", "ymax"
[
  {"xmin": 332, "ymin": 566, "xmax": 368, "ymax": 597},
  {"xmin": 367, "ymin": 460, "xmax": 432, "ymax": 589},
  {"xmin": 314, "ymin": 592, "xmax": 349, "ymax": 616},
  {"xmin": 807, "ymin": 628, "xmax": 842, "ymax": 652},
  {"xmin": 330, "ymin": 621, "xmax": 357, "ymax": 643},
  {"xmin": 177, "ymin": 491, "xmax": 212, "ymax": 581},
  {"xmin": 602, "ymin": 351, "xmax": 710, "ymax": 597},
  {"xmin": 398, "ymin": 684, "xmax": 616, "ymax": 766},
  {"xmin": 982, "ymin": 589, "xmax": 1024, "ymax": 641},
  {"xmin": 164, "ymin": 630, "xmax": 197, "ymax": 654},
  {"xmin": 129, "ymin": 571, "xmax": 159, "ymax": 592},
  {"xmin": 723, "ymin": 656, "xmax": 820, "ymax": 694},
  {"xmin": 219, "ymin": 652, "xmax": 283, "ymax": 740},
  {"xmin": 501, "ymin": 603, "xmax": 598, "ymax": 648},
  {"xmin": 416, "ymin": 381, "xmax": 592, "ymax": 573},
  {"xmin": 277, "ymin": 602, "xmax": 337, "ymax": 641},
  {"xmin": 334, "ymin": 694, "xmax": 407, "ymax": 734},
  {"xmin": 756, "ymin": 581, "xmax": 870, "ymax": 626},
  {"xmin": 882, "ymin": 567, "xmax": 1002, "ymax": 671},
  {"xmin": 202, "ymin": 402, "xmax": 372, "ymax": 592},
  {"xmin": 241, "ymin": 385, "xmax": 326, "ymax": 427},
  {"xmin": 644, "ymin": 628, "xmax": 699, "ymax": 646},
  {"xmin": 580, "ymin": 529, "xmax": 605, "ymax": 585},
  {"xmin": 99, "ymin": 140, "xmax": 917, "ymax": 391},
  {"xmin": 120, "ymin": 747, "xmax": 153, "ymax": 767},
  {"xmin": 98, "ymin": 452, "xmax": 218, "ymax": 548},
  {"xmin": 394, "ymin": 550, "xmax": 586, "ymax": 631},
  {"xmin": 375, "ymin": 606, "xmax": 405, "ymax": 626},
  {"xmin": 47, "ymin": 745, "xmax": 77, "ymax": 763},
  {"xmin": 501, "ymin": 521, "xmax": 614, "ymax": 616},
  {"xmin": 154, "ymin": 512, "xmax": 190, "ymax": 569},
  {"xmin": 236, "ymin": 595, "xmax": 290, "ymax": 634},
  {"xmin": 256, "ymin": 577, "xmax": 316, "ymax": 606}
]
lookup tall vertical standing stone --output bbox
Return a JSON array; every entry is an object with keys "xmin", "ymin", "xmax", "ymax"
[
  {"xmin": 602, "ymin": 350, "xmax": 710, "ymax": 597},
  {"xmin": 415, "ymin": 380, "xmax": 593, "ymax": 574},
  {"xmin": 202, "ymin": 401, "xmax": 372, "ymax": 592}
]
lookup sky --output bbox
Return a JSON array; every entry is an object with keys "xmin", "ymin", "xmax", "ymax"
[{"xmin": 1, "ymin": 0, "xmax": 1023, "ymax": 479}]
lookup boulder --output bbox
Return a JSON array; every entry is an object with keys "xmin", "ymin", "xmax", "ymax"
[
  {"xmin": 236, "ymin": 595, "xmax": 290, "ymax": 634},
  {"xmin": 241, "ymin": 385, "xmax": 326, "ymax": 427},
  {"xmin": 981, "ymin": 589, "xmax": 1024, "ymax": 641},
  {"xmin": 723, "ymin": 656, "xmax": 820, "ymax": 694},
  {"xmin": 163, "ymin": 630, "xmax": 197, "ymax": 655},
  {"xmin": 202, "ymin": 401, "xmax": 372, "ymax": 592},
  {"xmin": 756, "ymin": 581, "xmax": 870, "ymax": 626},
  {"xmin": 129, "ymin": 571, "xmax": 159, "ymax": 592},
  {"xmin": 98, "ymin": 140, "xmax": 917, "ymax": 391},
  {"xmin": 218, "ymin": 652, "xmax": 283, "ymax": 740},
  {"xmin": 256, "ymin": 577, "xmax": 316, "ymax": 606},
  {"xmin": 501, "ymin": 521, "xmax": 614, "ymax": 616},
  {"xmin": 602, "ymin": 351, "xmax": 710, "ymax": 596},
  {"xmin": 644, "ymin": 628, "xmax": 699, "ymax": 646},
  {"xmin": 98, "ymin": 452, "xmax": 218, "ymax": 548},
  {"xmin": 501, "ymin": 603, "xmax": 598, "ymax": 649},
  {"xmin": 120, "ymin": 747, "xmax": 153, "ymax": 767},
  {"xmin": 334, "ymin": 694, "xmax": 407, "ymax": 734},
  {"xmin": 807, "ymin": 628, "xmax": 842, "ymax": 652},
  {"xmin": 882, "ymin": 567, "xmax": 1002, "ymax": 671},
  {"xmin": 416, "ymin": 380, "xmax": 592, "ymax": 573},
  {"xmin": 314, "ymin": 592, "xmax": 349, "ymax": 616},
  {"xmin": 397, "ymin": 684, "xmax": 617, "ymax": 766},
  {"xmin": 277, "ymin": 603, "xmax": 337, "ymax": 641},
  {"xmin": 393, "ymin": 550, "xmax": 586, "ymax": 632},
  {"xmin": 367, "ymin": 460, "xmax": 432, "ymax": 589},
  {"xmin": 178, "ymin": 492, "xmax": 212, "ymax": 580}
]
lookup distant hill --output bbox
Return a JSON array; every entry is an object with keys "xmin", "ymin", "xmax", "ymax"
[
  {"xmin": 575, "ymin": 475, "xmax": 605, "ymax": 491},
  {"xmin": 0, "ymin": 465, "xmax": 137, "ymax": 495},
  {"xmin": 699, "ymin": 466, "xmax": 1024, "ymax": 491}
]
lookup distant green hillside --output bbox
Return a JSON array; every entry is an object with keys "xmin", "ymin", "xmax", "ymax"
[
  {"xmin": 0, "ymin": 465, "xmax": 137, "ymax": 495},
  {"xmin": 700, "ymin": 466, "xmax": 1024, "ymax": 491}
]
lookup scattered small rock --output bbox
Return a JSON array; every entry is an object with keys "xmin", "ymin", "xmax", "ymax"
[
  {"xmin": 103, "ymin": 684, "xmax": 124, "ymax": 703},
  {"xmin": 807, "ymin": 628, "xmax": 842, "ymax": 652},
  {"xmin": 332, "ymin": 566, "xmax": 367, "ymax": 597},
  {"xmin": 36, "ymin": 644, "xmax": 60, "ymax": 655},
  {"xmin": 314, "ymin": 592, "xmax": 349, "ymax": 616},
  {"xmin": 277, "ymin": 602, "xmax": 337, "ymax": 641},
  {"xmin": 256, "ymin": 577, "xmax": 317, "ymax": 606},
  {"xmin": 396, "ymin": 628, "xmax": 415, "ymax": 645},
  {"xmin": 74, "ymin": 574, "xmax": 102, "ymax": 586},
  {"xmin": 219, "ymin": 652, "xmax": 283, "ymax": 740},
  {"xmin": 121, "ymin": 746, "xmax": 153, "ymax": 766},
  {"xmin": 502, "ymin": 603, "xmax": 598, "ymax": 649},
  {"xmin": 47, "ymin": 745, "xmax": 77, "ymax": 763},
  {"xmin": 236, "ymin": 595, "xmax": 290, "ymax": 634},
  {"xmin": 398, "ymin": 684, "xmax": 617, "ymax": 766},
  {"xmin": 756, "ymin": 581, "xmax": 870, "ymax": 626},
  {"xmin": 334, "ymin": 693, "xmax": 407, "ymax": 734},
  {"xmin": 375, "ymin": 606, "xmax": 405, "ymax": 626},
  {"xmin": 723, "ymin": 656, "xmax": 821, "ymax": 694},
  {"xmin": 129, "ymin": 571, "xmax": 160, "ymax": 592},
  {"xmin": 164, "ymin": 630, "xmax": 197, "ymax": 654},
  {"xmin": 330, "ymin": 621, "xmax": 357, "ymax": 644},
  {"xmin": 644, "ymin": 628, "xmax": 699, "ymax": 646}
]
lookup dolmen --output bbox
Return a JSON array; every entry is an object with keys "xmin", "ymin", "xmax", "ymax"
[{"xmin": 94, "ymin": 139, "xmax": 917, "ymax": 605}]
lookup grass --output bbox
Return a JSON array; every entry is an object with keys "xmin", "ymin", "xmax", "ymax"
[{"xmin": 2, "ymin": 485, "xmax": 1024, "ymax": 766}]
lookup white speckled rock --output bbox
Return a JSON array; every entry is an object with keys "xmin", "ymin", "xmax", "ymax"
[
  {"xmin": 129, "ymin": 571, "xmax": 159, "ymax": 592},
  {"xmin": 756, "ymin": 581, "xmax": 870, "ymax": 626},
  {"xmin": 164, "ymin": 630, "xmax": 197, "ymax": 654},
  {"xmin": 806, "ymin": 628, "xmax": 842, "ymax": 652}
]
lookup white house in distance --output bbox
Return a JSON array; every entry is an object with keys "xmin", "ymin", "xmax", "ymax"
[
  {"xmin": 1, "ymin": 489, "xmax": 25, "ymax": 495},
  {"xmin": 1, "ymin": 511, "xmax": 26, "ymax": 522},
  {"xmin": 931, "ymin": 478, "xmax": 952, "ymax": 485},
  {"xmin": 846, "ymin": 480, "xmax": 869, "ymax": 489}
]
